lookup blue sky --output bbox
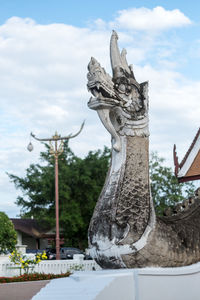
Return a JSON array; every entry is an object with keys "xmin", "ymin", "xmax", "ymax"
[
  {"xmin": 0, "ymin": 1, "xmax": 199, "ymax": 23},
  {"xmin": 1, "ymin": 1, "xmax": 200, "ymax": 29},
  {"xmin": 2, "ymin": 0, "xmax": 200, "ymax": 79},
  {"xmin": 1, "ymin": 0, "xmax": 200, "ymax": 217}
]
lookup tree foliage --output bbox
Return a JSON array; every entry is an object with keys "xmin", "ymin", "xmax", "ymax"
[
  {"xmin": 0, "ymin": 212, "xmax": 17, "ymax": 254},
  {"xmin": 8, "ymin": 146, "xmax": 196, "ymax": 249},
  {"xmin": 150, "ymin": 152, "xmax": 195, "ymax": 215},
  {"xmin": 8, "ymin": 142, "xmax": 110, "ymax": 249}
]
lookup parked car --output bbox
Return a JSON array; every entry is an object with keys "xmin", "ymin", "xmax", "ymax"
[
  {"xmin": 46, "ymin": 248, "xmax": 56, "ymax": 260},
  {"xmin": 26, "ymin": 249, "xmax": 44, "ymax": 254},
  {"xmin": 61, "ymin": 247, "xmax": 85, "ymax": 259},
  {"xmin": 84, "ymin": 253, "xmax": 93, "ymax": 260},
  {"xmin": 46, "ymin": 247, "xmax": 85, "ymax": 260}
]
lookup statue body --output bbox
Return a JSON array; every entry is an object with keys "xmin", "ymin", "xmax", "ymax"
[{"xmin": 87, "ymin": 31, "xmax": 200, "ymax": 268}]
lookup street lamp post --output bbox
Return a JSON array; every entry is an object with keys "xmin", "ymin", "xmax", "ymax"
[{"xmin": 27, "ymin": 122, "xmax": 84, "ymax": 260}]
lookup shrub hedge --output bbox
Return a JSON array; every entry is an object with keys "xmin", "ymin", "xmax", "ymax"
[{"xmin": 0, "ymin": 272, "xmax": 71, "ymax": 283}]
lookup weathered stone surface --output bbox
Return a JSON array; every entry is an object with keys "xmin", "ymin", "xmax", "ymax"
[
  {"xmin": 115, "ymin": 136, "xmax": 150, "ymax": 244},
  {"xmin": 87, "ymin": 30, "xmax": 200, "ymax": 269}
]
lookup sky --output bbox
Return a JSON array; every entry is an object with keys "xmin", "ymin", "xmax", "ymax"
[{"xmin": 1, "ymin": 0, "xmax": 200, "ymax": 217}]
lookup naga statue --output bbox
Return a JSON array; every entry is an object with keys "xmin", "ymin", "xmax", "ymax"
[{"xmin": 87, "ymin": 30, "xmax": 200, "ymax": 269}]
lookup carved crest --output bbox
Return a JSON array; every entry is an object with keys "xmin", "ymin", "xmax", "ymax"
[{"xmin": 87, "ymin": 31, "xmax": 149, "ymax": 150}]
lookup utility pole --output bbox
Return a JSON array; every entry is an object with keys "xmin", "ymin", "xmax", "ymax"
[{"xmin": 28, "ymin": 122, "xmax": 84, "ymax": 260}]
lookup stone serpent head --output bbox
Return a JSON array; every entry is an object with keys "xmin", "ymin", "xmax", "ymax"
[{"xmin": 87, "ymin": 31, "xmax": 149, "ymax": 152}]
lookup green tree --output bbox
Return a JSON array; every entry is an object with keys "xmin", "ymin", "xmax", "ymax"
[
  {"xmin": 8, "ymin": 146, "xmax": 196, "ymax": 249},
  {"xmin": 8, "ymin": 142, "xmax": 110, "ymax": 249},
  {"xmin": 0, "ymin": 212, "xmax": 17, "ymax": 254},
  {"xmin": 150, "ymin": 152, "xmax": 195, "ymax": 215}
]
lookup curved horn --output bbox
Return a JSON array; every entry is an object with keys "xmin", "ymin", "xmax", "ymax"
[
  {"xmin": 121, "ymin": 48, "xmax": 131, "ymax": 75},
  {"xmin": 110, "ymin": 30, "xmax": 123, "ymax": 75}
]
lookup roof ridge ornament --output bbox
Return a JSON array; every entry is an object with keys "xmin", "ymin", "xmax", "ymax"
[{"xmin": 174, "ymin": 127, "xmax": 200, "ymax": 182}]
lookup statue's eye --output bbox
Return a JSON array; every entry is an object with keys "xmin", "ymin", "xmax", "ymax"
[
  {"xmin": 118, "ymin": 84, "xmax": 126, "ymax": 93},
  {"xmin": 126, "ymin": 85, "xmax": 131, "ymax": 93}
]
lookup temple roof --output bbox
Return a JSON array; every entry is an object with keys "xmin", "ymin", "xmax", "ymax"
[
  {"xmin": 174, "ymin": 128, "xmax": 200, "ymax": 183},
  {"xmin": 10, "ymin": 218, "xmax": 53, "ymax": 238}
]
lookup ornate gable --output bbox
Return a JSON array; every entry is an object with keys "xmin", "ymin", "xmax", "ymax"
[{"xmin": 174, "ymin": 128, "xmax": 200, "ymax": 182}]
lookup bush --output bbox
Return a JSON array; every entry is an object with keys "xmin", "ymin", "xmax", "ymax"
[
  {"xmin": 0, "ymin": 272, "xmax": 71, "ymax": 284},
  {"xmin": 0, "ymin": 212, "xmax": 17, "ymax": 254},
  {"xmin": 9, "ymin": 250, "xmax": 47, "ymax": 274}
]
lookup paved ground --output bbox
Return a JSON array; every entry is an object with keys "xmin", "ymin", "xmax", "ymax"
[{"xmin": 0, "ymin": 280, "xmax": 50, "ymax": 300}]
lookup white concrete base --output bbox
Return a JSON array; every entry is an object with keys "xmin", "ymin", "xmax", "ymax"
[
  {"xmin": 32, "ymin": 263, "xmax": 200, "ymax": 300},
  {"xmin": 32, "ymin": 270, "xmax": 135, "ymax": 300},
  {"xmin": 16, "ymin": 244, "xmax": 27, "ymax": 254}
]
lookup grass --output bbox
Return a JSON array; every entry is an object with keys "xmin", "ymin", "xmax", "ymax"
[{"xmin": 0, "ymin": 272, "xmax": 71, "ymax": 284}]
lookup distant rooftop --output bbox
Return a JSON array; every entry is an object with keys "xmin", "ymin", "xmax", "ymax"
[{"xmin": 10, "ymin": 218, "xmax": 54, "ymax": 238}]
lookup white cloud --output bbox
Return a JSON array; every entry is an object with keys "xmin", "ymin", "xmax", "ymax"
[
  {"xmin": 112, "ymin": 6, "xmax": 191, "ymax": 31},
  {"xmin": 0, "ymin": 10, "xmax": 199, "ymax": 217},
  {"xmin": 93, "ymin": 18, "xmax": 107, "ymax": 30},
  {"xmin": 0, "ymin": 17, "xmax": 113, "ymax": 217},
  {"xmin": 133, "ymin": 64, "xmax": 200, "ymax": 165}
]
